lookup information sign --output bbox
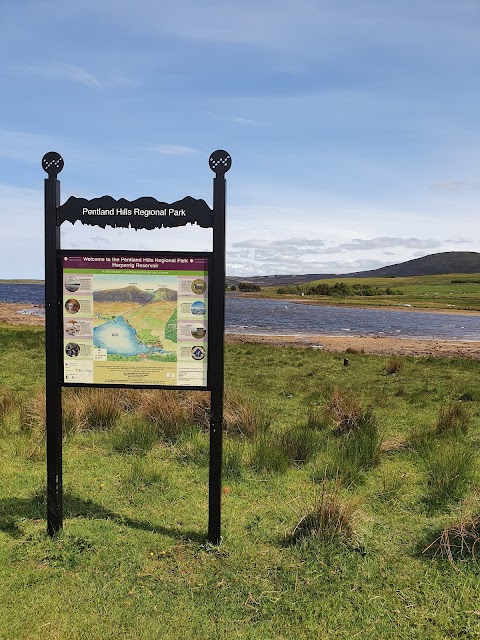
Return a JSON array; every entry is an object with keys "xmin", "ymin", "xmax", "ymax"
[
  {"xmin": 43, "ymin": 150, "xmax": 231, "ymax": 544},
  {"xmin": 62, "ymin": 253, "xmax": 210, "ymax": 387}
]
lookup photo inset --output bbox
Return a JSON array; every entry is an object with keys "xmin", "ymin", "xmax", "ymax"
[
  {"xmin": 65, "ymin": 277, "xmax": 81, "ymax": 293},
  {"xmin": 191, "ymin": 301, "xmax": 206, "ymax": 315},
  {"xmin": 65, "ymin": 299, "xmax": 80, "ymax": 314},
  {"xmin": 191, "ymin": 325, "xmax": 206, "ymax": 339},
  {"xmin": 191, "ymin": 279, "xmax": 206, "ymax": 295},
  {"xmin": 65, "ymin": 319, "xmax": 81, "ymax": 336},
  {"xmin": 65, "ymin": 342, "xmax": 81, "ymax": 357}
]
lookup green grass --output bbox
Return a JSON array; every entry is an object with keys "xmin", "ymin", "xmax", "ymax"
[
  {"xmin": 252, "ymin": 271, "xmax": 480, "ymax": 311},
  {"xmin": 2, "ymin": 328, "xmax": 480, "ymax": 638}
]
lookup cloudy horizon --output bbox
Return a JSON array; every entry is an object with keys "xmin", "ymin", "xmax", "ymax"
[{"xmin": 1, "ymin": 1, "xmax": 479, "ymax": 279}]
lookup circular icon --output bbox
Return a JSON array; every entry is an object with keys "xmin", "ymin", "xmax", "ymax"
[
  {"xmin": 65, "ymin": 320, "xmax": 81, "ymax": 336},
  {"xmin": 209, "ymin": 150, "xmax": 232, "ymax": 174},
  {"xmin": 65, "ymin": 342, "xmax": 80, "ymax": 357},
  {"xmin": 191, "ymin": 346, "xmax": 205, "ymax": 361},
  {"xmin": 41, "ymin": 151, "xmax": 64, "ymax": 177},
  {"xmin": 191, "ymin": 279, "xmax": 206, "ymax": 295},
  {"xmin": 65, "ymin": 298, "xmax": 80, "ymax": 314},
  {"xmin": 191, "ymin": 301, "xmax": 206, "ymax": 315},
  {"xmin": 191, "ymin": 325, "xmax": 206, "ymax": 339},
  {"xmin": 65, "ymin": 277, "xmax": 81, "ymax": 293}
]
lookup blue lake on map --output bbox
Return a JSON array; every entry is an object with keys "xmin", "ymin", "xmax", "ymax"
[{"xmin": 93, "ymin": 316, "xmax": 168, "ymax": 356}]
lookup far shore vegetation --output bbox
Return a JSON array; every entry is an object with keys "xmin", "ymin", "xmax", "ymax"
[
  {"xmin": 227, "ymin": 272, "xmax": 480, "ymax": 312},
  {"xmin": 1, "ymin": 324, "xmax": 480, "ymax": 638}
]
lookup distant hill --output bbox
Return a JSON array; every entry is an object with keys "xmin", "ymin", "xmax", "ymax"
[
  {"xmin": 226, "ymin": 252, "xmax": 480, "ymax": 287},
  {"xmin": 152, "ymin": 287, "xmax": 177, "ymax": 302},
  {"xmin": 93, "ymin": 285, "xmax": 177, "ymax": 304},
  {"xmin": 94, "ymin": 285, "xmax": 153, "ymax": 304}
]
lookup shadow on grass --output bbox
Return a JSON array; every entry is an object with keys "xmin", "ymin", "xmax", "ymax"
[{"xmin": 0, "ymin": 491, "xmax": 205, "ymax": 543}]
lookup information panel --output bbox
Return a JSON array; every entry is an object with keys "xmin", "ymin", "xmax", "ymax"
[{"xmin": 62, "ymin": 254, "xmax": 209, "ymax": 387}]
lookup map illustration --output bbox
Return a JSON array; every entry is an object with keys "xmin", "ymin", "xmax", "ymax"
[{"xmin": 93, "ymin": 276, "xmax": 178, "ymax": 362}]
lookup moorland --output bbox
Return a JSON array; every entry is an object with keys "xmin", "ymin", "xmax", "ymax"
[{"xmin": 1, "ymin": 312, "xmax": 480, "ymax": 638}]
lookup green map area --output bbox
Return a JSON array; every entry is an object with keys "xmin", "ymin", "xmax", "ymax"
[{"xmin": 93, "ymin": 285, "xmax": 178, "ymax": 360}]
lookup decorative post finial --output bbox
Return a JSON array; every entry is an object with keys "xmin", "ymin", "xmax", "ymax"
[
  {"xmin": 42, "ymin": 152, "xmax": 64, "ymax": 178},
  {"xmin": 209, "ymin": 150, "xmax": 231, "ymax": 175}
]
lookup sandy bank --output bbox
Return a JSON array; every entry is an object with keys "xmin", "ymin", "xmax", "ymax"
[
  {"xmin": 225, "ymin": 333, "xmax": 480, "ymax": 359},
  {"xmin": 0, "ymin": 304, "xmax": 45, "ymax": 326}
]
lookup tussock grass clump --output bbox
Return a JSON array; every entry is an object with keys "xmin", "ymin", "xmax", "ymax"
[
  {"xmin": 376, "ymin": 469, "xmax": 406, "ymax": 502},
  {"xmin": 286, "ymin": 478, "xmax": 358, "ymax": 545},
  {"xmin": 0, "ymin": 389, "xmax": 15, "ymax": 419},
  {"xmin": 457, "ymin": 388, "xmax": 478, "ymax": 402},
  {"xmin": 280, "ymin": 423, "xmax": 319, "ymax": 465},
  {"xmin": 329, "ymin": 410, "xmax": 382, "ymax": 484},
  {"xmin": 423, "ymin": 441, "xmax": 475, "ymax": 511},
  {"xmin": 306, "ymin": 405, "xmax": 326, "ymax": 430},
  {"xmin": 324, "ymin": 387, "xmax": 363, "ymax": 434},
  {"xmin": 423, "ymin": 516, "xmax": 480, "ymax": 562},
  {"xmin": 182, "ymin": 390, "xmax": 211, "ymax": 430},
  {"xmin": 79, "ymin": 388, "xmax": 123, "ymax": 430},
  {"xmin": 250, "ymin": 431, "xmax": 289, "ymax": 473},
  {"xmin": 386, "ymin": 355, "xmax": 404, "ymax": 375},
  {"xmin": 176, "ymin": 428, "xmax": 209, "ymax": 466},
  {"xmin": 408, "ymin": 423, "xmax": 436, "ymax": 450},
  {"xmin": 223, "ymin": 389, "xmax": 270, "ymax": 439},
  {"xmin": 138, "ymin": 390, "xmax": 191, "ymax": 442},
  {"xmin": 436, "ymin": 401, "xmax": 471, "ymax": 437},
  {"xmin": 19, "ymin": 387, "xmax": 45, "ymax": 435}
]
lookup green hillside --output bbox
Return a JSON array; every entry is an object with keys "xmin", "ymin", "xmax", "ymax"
[{"xmin": 226, "ymin": 252, "xmax": 480, "ymax": 288}]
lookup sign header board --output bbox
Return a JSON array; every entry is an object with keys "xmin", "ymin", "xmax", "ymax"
[
  {"xmin": 62, "ymin": 253, "xmax": 210, "ymax": 388},
  {"xmin": 58, "ymin": 195, "xmax": 213, "ymax": 229}
]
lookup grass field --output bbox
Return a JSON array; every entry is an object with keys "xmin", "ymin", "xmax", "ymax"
[
  {"xmin": 1, "ymin": 326, "xmax": 480, "ymax": 638},
  {"xmin": 253, "ymin": 272, "xmax": 480, "ymax": 311}
]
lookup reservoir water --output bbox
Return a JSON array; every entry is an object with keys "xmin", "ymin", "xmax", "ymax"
[
  {"xmin": 1, "ymin": 283, "xmax": 479, "ymax": 341},
  {"xmin": 94, "ymin": 316, "xmax": 168, "ymax": 356},
  {"xmin": 225, "ymin": 297, "xmax": 480, "ymax": 342}
]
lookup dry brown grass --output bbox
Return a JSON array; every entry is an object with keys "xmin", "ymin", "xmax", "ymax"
[
  {"xmin": 0, "ymin": 388, "xmax": 15, "ymax": 419},
  {"xmin": 324, "ymin": 387, "xmax": 363, "ymax": 434},
  {"xmin": 136, "ymin": 390, "xmax": 190, "ymax": 441},
  {"xmin": 423, "ymin": 516, "xmax": 480, "ymax": 563},
  {"xmin": 223, "ymin": 388, "xmax": 270, "ymax": 439},
  {"xmin": 386, "ymin": 355, "xmax": 404, "ymax": 375},
  {"xmin": 286, "ymin": 477, "xmax": 358, "ymax": 545},
  {"xmin": 435, "ymin": 401, "xmax": 471, "ymax": 437},
  {"xmin": 380, "ymin": 437, "xmax": 409, "ymax": 454},
  {"xmin": 19, "ymin": 387, "xmax": 45, "ymax": 435}
]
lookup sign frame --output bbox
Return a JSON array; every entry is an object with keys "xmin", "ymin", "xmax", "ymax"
[{"xmin": 43, "ymin": 150, "xmax": 231, "ymax": 544}]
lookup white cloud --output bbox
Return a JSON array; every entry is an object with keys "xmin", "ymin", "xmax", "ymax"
[
  {"xmin": 148, "ymin": 145, "xmax": 201, "ymax": 156},
  {"xmin": 233, "ymin": 117, "xmax": 262, "ymax": 125}
]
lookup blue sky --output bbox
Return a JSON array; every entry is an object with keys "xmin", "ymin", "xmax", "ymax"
[{"xmin": 1, "ymin": 0, "xmax": 479, "ymax": 279}]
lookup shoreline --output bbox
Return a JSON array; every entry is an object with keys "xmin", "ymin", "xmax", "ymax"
[
  {"xmin": 225, "ymin": 332, "xmax": 480, "ymax": 359},
  {"xmin": 228, "ymin": 293, "xmax": 480, "ymax": 315},
  {"xmin": 1, "ymin": 302, "xmax": 479, "ymax": 359}
]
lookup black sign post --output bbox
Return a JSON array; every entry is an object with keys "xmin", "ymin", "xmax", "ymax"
[{"xmin": 43, "ymin": 150, "xmax": 231, "ymax": 543}]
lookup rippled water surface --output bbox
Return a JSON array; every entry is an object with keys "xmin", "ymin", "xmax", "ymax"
[
  {"xmin": 0, "ymin": 283, "xmax": 44, "ymax": 305},
  {"xmin": 1, "ymin": 284, "xmax": 479, "ymax": 341},
  {"xmin": 225, "ymin": 297, "xmax": 480, "ymax": 341}
]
